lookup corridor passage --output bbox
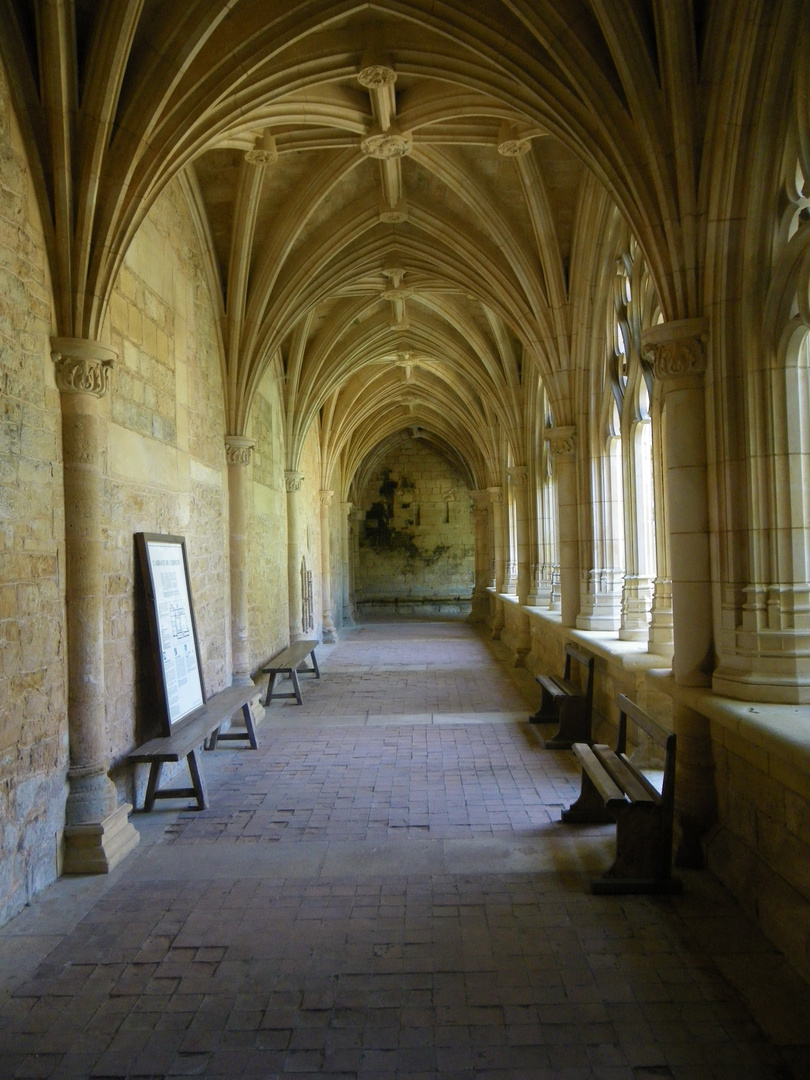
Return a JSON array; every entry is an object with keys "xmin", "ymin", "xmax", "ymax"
[{"xmin": 1, "ymin": 619, "xmax": 808, "ymax": 1079}]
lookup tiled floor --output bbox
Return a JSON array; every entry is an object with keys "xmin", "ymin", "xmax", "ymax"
[{"xmin": 1, "ymin": 618, "xmax": 809, "ymax": 1079}]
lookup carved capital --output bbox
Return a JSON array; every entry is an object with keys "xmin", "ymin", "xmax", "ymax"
[
  {"xmin": 225, "ymin": 435, "xmax": 255, "ymax": 467},
  {"xmin": 470, "ymin": 489, "xmax": 489, "ymax": 506},
  {"xmin": 285, "ymin": 470, "xmax": 305, "ymax": 493},
  {"xmin": 51, "ymin": 337, "xmax": 116, "ymax": 398},
  {"xmin": 507, "ymin": 465, "xmax": 528, "ymax": 486},
  {"xmin": 320, "ymin": 489, "xmax": 335, "ymax": 507},
  {"xmin": 545, "ymin": 425, "xmax": 576, "ymax": 457},
  {"xmin": 487, "ymin": 486, "xmax": 503, "ymax": 504},
  {"xmin": 641, "ymin": 317, "xmax": 709, "ymax": 381},
  {"xmin": 340, "ymin": 501, "xmax": 353, "ymax": 517}
]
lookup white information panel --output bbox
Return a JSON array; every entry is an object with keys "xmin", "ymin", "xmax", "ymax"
[{"xmin": 142, "ymin": 538, "xmax": 204, "ymax": 726}]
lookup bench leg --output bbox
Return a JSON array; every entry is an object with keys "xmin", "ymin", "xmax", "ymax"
[
  {"xmin": 561, "ymin": 770, "xmax": 617, "ymax": 824},
  {"xmin": 144, "ymin": 761, "xmax": 162, "ymax": 812},
  {"xmin": 529, "ymin": 686, "xmax": 559, "ymax": 724},
  {"xmin": 592, "ymin": 804, "xmax": 682, "ymax": 894},
  {"xmin": 544, "ymin": 701, "xmax": 592, "ymax": 749},
  {"xmin": 290, "ymin": 668, "xmax": 303, "ymax": 705},
  {"xmin": 186, "ymin": 748, "xmax": 209, "ymax": 810},
  {"xmin": 309, "ymin": 651, "xmax": 320, "ymax": 678},
  {"xmin": 263, "ymin": 672, "xmax": 278, "ymax": 706},
  {"xmin": 242, "ymin": 701, "xmax": 258, "ymax": 749}
]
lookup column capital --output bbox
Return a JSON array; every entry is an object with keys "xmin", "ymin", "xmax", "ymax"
[
  {"xmin": 470, "ymin": 489, "xmax": 489, "ymax": 506},
  {"xmin": 340, "ymin": 500, "xmax": 353, "ymax": 517},
  {"xmin": 225, "ymin": 435, "xmax": 255, "ymax": 466},
  {"xmin": 51, "ymin": 337, "xmax": 116, "ymax": 397},
  {"xmin": 320, "ymin": 489, "xmax": 335, "ymax": 507},
  {"xmin": 285, "ymin": 470, "xmax": 305, "ymax": 492},
  {"xmin": 507, "ymin": 465, "xmax": 528, "ymax": 486},
  {"xmin": 487, "ymin": 485, "xmax": 503, "ymax": 504},
  {"xmin": 545, "ymin": 425, "xmax": 576, "ymax": 457},
  {"xmin": 641, "ymin": 317, "xmax": 709, "ymax": 381}
]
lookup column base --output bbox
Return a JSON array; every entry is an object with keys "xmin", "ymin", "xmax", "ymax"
[
  {"xmin": 322, "ymin": 627, "xmax": 338, "ymax": 643},
  {"xmin": 63, "ymin": 803, "xmax": 139, "ymax": 875}
]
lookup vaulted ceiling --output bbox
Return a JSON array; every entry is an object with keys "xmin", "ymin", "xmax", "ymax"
[{"xmin": 0, "ymin": 0, "xmax": 715, "ymax": 491}]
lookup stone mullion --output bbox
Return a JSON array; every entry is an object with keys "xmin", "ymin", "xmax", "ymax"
[
  {"xmin": 51, "ymin": 337, "xmax": 139, "ymax": 874},
  {"xmin": 225, "ymin": 436, "xmax": 255, "ymax": 685},
  {"xmin": 320, "ymin": 491, "xmax": 337, "ymax": 643},
  {"xmin": 646, "ymin": 377, "xmax": 674, "ymax": 655}
]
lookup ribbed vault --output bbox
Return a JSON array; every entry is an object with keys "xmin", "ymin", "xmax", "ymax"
[{"xmin": 0, "ymin": 0, "xmax": 731, "ymax": 494}]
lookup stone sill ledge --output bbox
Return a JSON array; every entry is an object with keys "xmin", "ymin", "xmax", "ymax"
[
  {"xmin": 646, "ymin": 669, "xmax": 810, "ymax": 775},
  {"xmin": 493, "ymin": 595, "xmax": 810, "ymax": 777},
  {"xmin": 524, "ymin": 604, "xmax": 669, "ymax": 672}
]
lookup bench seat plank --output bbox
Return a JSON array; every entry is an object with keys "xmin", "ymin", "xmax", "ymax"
[{"xmin": 593, "ymin": 746, "xmax": 658, "ymax": 805}]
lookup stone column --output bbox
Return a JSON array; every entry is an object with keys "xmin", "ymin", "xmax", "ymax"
[
  {"xmin": 642, "ymin": 317, "xmax": 715, "ymax": 866},
  {"xmin": 319, "ymin": 490, "xmax": 337, "ymax": 642},
  {"xmin": 468, "ymin": 490, "xmax": 490, "ymax": 622},
  {"xmin": 51, "ymin": 338, "xmax": 139, "ymax": 874},
  {"xmin": 340, "ymin": 501, "xmax": 354, "ymax": 626},
  {"xmin": 225, "ymin": 436, "xmax": 255, "ymax": 685},
  {"xmin": 546, "ymin": 426, "xmax": 579, "ymax": 627},
  {"xmin": 487, "ymin": 486, "xmax": 505, "ymax": 638},
  {"xmin": 285, "ymin": 470, "xmax": 305, "ymax": 641},
  {"xmin": 508, "ymin": 465, "xmax": 531, "ymax": 605}
]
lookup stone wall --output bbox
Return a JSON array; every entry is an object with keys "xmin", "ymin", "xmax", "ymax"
[
  {"xmin": 356, "ymin": 438, "xmax": 474, "ymax": 612},
  {"xmin": 297, "ymin": 423, "xmax": 323, "ymax": 636},
  {"xmin": 102, "ymin": 178, "xmax": 231, "ymax": 802},
  {"xmin": 248, "ymin": 366, "xmax": 288, "ymax": 671},
  {"xmin": 0, "ymin": 63, "xmax": 67, "ymax": 922}
]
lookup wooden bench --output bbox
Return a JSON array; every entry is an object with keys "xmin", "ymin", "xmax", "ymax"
[
  {"xmin": 529, "ymin": 642, "xmax": 596, "ymax": 748},
  {"xmin": 562, "ymin": 693, "xmax": 681, "ymax": 894},
  {"xmin": 129, "ymin": 684, "xmax": 259, "ymax": 811},
  {"xmin": 262, "ymin": 639, "xmax": 320, "ymax": 705}
]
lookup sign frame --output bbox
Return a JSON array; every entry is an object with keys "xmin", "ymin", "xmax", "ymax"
[{"xmin": 135, "ymin": 532, "xmax": 206, "ymax": 735}]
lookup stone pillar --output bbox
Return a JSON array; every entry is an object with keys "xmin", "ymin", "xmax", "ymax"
[
  {"xmin": 350, "ymin": 508, "xmax": 365, "ymax": 619},
  {"xmin": 469, "ymin": 490, "xmax": 490, "ymax": 622},
  {"xmin": 487, "ymin": 486, "xmax": 505, "ymax": 638},
  {"xmin": 51, "ymin": 338, "xmax": 139, "ymax": 874},
  {"xmin": 642, "ymin": 317, "xmax": 715, "ymax": 866},
  {"xmin": 546, "ymin": 426, "xmax": 579, "ymax": 627},
  {"xmin": 285, "ymin": 470, "xmax": 305, "ymax": 641},
  {"xmin": 340, "ymin": 501, "xmax": 354, "ymax": 626},
  {"xmin": 319, "ymin": 490, "xmax": 337, "ymax": 643},
  {"xmin": 507, "ymin": 464, "xmax": 531, "ymax": 661},
  {"xmin": 225, "ymin": 436, "xmax": 255, "ymax": 685}
]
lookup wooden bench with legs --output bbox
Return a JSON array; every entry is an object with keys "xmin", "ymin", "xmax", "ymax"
[
  {"xmin": 529, "ymin": 642, "xmax": 596, "ymax": 748},
  {"xmin": 262, "ymin": 639, "xmax": 320, "ymax": 705},
  {"xmin": 129, "ymin": 684, "xmax": 260, "ymax": 811},
  {"xmin": 562, "ymin": 693, "xmax": 681, "ymax": 894}
]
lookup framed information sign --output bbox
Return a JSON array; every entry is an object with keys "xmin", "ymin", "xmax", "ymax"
[{"xmin": 136, "ymin": 533, "xmax": 206, "ymax": 734}]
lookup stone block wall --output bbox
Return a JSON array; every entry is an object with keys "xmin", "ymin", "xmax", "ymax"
[
  {"xmin": 0, "ymin": 65, "xmax": 68, "ymax": 922},
  {"xmin": 356, "ymin": 438, "xmax": 474, "ymax": 610},
  {"xmin": 102, "ymin": 177, "xmax": 231, "ymax": 802},
  {"xmin": 707, "ymin": 716, "xmax": 810, "ymax": 983},
  {"xmin": 248, "ymin": 369, "xmax": 288, "ymax": 670}
]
